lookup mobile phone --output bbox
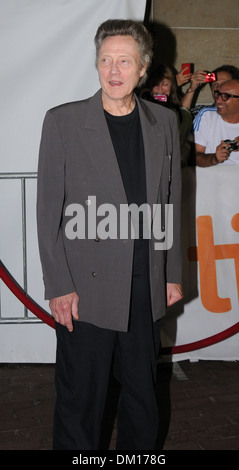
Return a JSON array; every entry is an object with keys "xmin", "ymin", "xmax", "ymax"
[
  {"xmin": 152, "ymin": 93, "xmax": 167, "ymax": 102},
  {"xmin": 182, "ymin": 63, "xmax": 193, "ymax": 75},
  {"xmin": 205, "ymin": 72, "xmax": 216, "ymax": 82}
]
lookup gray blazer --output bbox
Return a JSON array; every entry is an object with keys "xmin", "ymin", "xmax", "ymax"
[{"xmin": 37, "ymin": 89, "xmax": 182, "ymax": 331}]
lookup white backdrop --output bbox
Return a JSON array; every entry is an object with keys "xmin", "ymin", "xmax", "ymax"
[
  {"xmin": 0, "ymin": 0, "xmax": 147, "ymax": 173},
  {"xmin": 0, "ymin": 0, "xmax": 147, "ymax": 363},
  {"xmin": 161, "ymin": 166, "xmax": 239, "ymax": 362},
  {"xmin": 1, "ymin": 1, "xmax": 239, "ymax": 363}
]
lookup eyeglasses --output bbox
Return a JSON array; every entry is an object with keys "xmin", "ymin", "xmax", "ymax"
[{"xmin": 214, "ymin": 90, "xmax": 239, "ymax": 101}]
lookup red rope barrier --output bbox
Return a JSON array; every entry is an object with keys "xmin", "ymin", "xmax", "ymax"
[
  {"xmin": 0, "ymin": 261, "xmax": 55, "ymax": 329},
  {"xmin": 160, "ymin": 322, "xmax": 239, "ymax": 355},
  {"xmin": 1, "ymin": 260, "xmax": 239, "ymax": 354}
]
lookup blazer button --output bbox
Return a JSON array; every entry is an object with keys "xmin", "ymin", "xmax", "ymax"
[{"xmin": 92, "ymin": 271, "xmax": 97, "ymax": 277}]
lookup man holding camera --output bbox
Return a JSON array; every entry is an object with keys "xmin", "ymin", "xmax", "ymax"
[{"xmin": 194, "ymin": 79, "xmax": 239, "ymax": 166}]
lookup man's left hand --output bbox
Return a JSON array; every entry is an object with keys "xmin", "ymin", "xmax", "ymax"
[{"xmin": 166, "ymin": 283, "xmax": 183, "ymax": 307}]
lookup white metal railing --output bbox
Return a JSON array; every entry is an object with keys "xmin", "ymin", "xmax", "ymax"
[{"xmin": 0, "ymin": 172, "xmax": 42, "ymax": 324}]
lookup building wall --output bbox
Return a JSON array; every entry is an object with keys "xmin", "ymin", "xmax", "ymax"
[{"xmin": 152, "ymin": 0, "xmax": 239, "ymax": 104}]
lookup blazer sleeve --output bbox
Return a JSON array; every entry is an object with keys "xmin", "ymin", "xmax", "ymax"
[
  {"xmin": 166, "ymin": 111, "xmax": 182, "ymax": 285},
  {"xmin": 37, "ymin": 110, "xmax": 76, "ymax": 299}
]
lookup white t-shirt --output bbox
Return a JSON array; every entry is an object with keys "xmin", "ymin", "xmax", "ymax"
[{"xmin": 193, "ymin": 107, "xmax": 239, "ymax": 165}]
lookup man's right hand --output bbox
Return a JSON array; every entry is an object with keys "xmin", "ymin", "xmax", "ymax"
[
  {"xmin": 215, "ymin": 140, "xmax": 231, "ymax": 163},
  {"xmin": 195, "ymin": 142, "xmax": 231, "ymax": 166},
  {"xmin": 49, "ymin": 292, "xmax": 79, "ymax": 332}
]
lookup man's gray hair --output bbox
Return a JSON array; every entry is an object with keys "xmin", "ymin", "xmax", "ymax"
[{"xmin": 94, "ymin": 19, "xmax": 153, "ymax": 86}]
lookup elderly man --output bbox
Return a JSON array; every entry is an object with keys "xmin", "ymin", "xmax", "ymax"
[
  {"xmin": 194, "ymin": 79, "xmax": 239, "ymax": 166},
  {"xmin": 37, "ymin": 19, "xmax": 182, "ymax": 450}
]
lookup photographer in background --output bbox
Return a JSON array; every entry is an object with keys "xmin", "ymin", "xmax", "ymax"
[
  {"xmin": 181, "ymin": 64, "xmax": 239, "ymax": 116},
  {"xmin": 194, "ymin": 79, "xmax": 239, "ymax": 166},
  {"xmin": 140, "ymin": 64, "xmax": 193, "ymax": 166}
]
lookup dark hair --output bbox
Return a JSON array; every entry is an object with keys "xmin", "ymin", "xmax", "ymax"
[
  {"xmin": 94, "ymin": 19, "xmax": 153, "ymax": 86},
  {"xmin": 147, "ymin": 64, "xmax": 181, "ymax": 106},
  {"xmin": 210, "ymin": 64, "xmax": 239, "ymax": 87}
]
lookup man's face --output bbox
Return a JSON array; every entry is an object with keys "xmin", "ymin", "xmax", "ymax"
[
  {"xmin": 211, "ymin": 71, "xmax": 232, "ymax": 97},
  {"xmin": 215, "ymin": 81, "xmax": 239, "ymax": 122},
  {"xmin": 97, "ymin": 35, "xmax": 146, "ymax": 107}
]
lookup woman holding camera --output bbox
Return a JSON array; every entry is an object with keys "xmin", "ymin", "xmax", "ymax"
[{"xmin": 141, "ymin": 64, "xmax": 193, "ymax": 166}]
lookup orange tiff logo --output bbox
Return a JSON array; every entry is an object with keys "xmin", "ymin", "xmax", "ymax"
[{"xmin": 188, "ymin": 214, "xmax": 239, "ymax": 313}]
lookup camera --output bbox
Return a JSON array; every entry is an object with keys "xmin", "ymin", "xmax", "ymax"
[
  {"xmin": 224, "ymin": 140, "xmax": 238, "ymax": 152},
  {"xmin": 205, "ymin": 72, "xmax": 216, "ymax": 82}
]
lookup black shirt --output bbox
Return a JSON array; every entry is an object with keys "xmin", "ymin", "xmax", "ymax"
[
  {"xmin": 104, "ymin": 104, "xmax": 147, "ymax": 208},
  {"xmin": 105, "ymin": 104, "xmax": 149, "ymax": 277}
]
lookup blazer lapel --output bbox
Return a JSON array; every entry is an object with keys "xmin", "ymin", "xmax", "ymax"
[
  {"xmin": 137, "ymin": 97, "xmax": 165, "ymax": 209},
  {"xmin": 81, "ymin": 90, "xmax": 128, "ymax": 205}
]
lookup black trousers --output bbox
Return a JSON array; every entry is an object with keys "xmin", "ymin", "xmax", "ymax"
[{"xmin": 53, "ymin": 244, "xmax": 161, "ymax": 450}]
